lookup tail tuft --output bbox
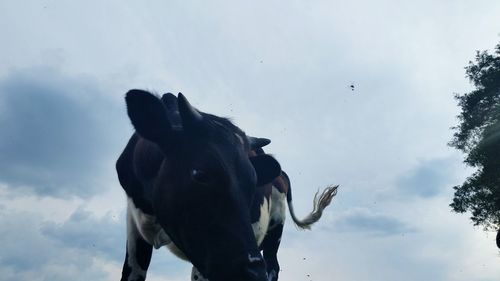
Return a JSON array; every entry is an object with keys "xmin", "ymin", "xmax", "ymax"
[{"xmin": 288, "ymin": 185, "xmax": 339, "ymax": 230}]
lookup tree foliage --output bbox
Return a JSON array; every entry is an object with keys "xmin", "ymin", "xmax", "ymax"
[{"xmin": 450, "ymin": 43, "xmax": 500, "ymax": 231}]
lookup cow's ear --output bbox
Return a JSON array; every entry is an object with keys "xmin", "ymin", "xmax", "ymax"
[
  {"xmin": 177, "ymin": 93, "xmax": 205, "ymax": 132},
  {"xmin": 250, "ymin": 155, "xmax": 282, "ymax": 186},
  {"xmin": 126, "ymin": 89, "xmax": 172, "ymax": 144},
  {"xmin": 161, "ymin": 93, "xmax": 178, "ymax": 112},
  {"xmin": 248, "ymin": 137, "xmax": 271, "ymax": 150}
]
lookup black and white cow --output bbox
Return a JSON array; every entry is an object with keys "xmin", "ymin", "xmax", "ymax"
[{"xmin": 116, "ymin": 90, "xmax": 337, "ymax": 281}]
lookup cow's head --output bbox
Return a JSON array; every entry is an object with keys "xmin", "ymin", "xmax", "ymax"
[{"xmin": 125, "ymin": 90, "xmax": 280, "ymax": 281}]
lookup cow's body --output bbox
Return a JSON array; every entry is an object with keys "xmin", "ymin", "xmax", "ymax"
[{"xmin": 117, "ymin": 91, "xmax": 337, "ymax": 281}]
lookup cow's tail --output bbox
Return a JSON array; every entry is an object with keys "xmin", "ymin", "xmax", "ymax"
[{"xmin": 283, "ymin": 172, "xmax": 338, "ymax": 230}]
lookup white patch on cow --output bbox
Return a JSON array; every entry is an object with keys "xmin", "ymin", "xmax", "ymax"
[
  {"xmin": 252, "ymin": 198, "xmax": 270, "ymax": 245},
  {"xmin": 191, "ymin": 266, "xmax": 209, "ymax": 281},
  {"xmin": 248, "ymin": 253, "xmax": 263, "ymax": 263},
  {"xmin": 126, "ymin": 201, "xmax": 148, "ymax": 280},
  {"xmin": 269, "ymin": 187, "xmax": 287, "ymax": 229},
  {"xmin": 153, "ymin": 228, "xmax": 171, "ymax": 249},
  {"xmin": 165, "ymin": 239, "xmax": 189, "ymax": 261},
  {"xmin": 234, "ymin": 132, "xmax": 245, "ymax": 145},
  {"xmin": 127, "ymin": 198, "xmax": 189, "ymax": 261},
  {"xmin": 128, "ymin": 198, "xmax": 165, "ymax": 247}
]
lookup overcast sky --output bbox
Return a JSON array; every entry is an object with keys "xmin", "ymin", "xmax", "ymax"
[{"xmin": 1, "ymin": 1, "xmax": 500, "ymax": 281}]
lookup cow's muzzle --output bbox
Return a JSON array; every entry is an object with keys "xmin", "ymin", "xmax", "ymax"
[{"xmin": 207, "ymin": 251, "xmax": 268, "ymax": 281}]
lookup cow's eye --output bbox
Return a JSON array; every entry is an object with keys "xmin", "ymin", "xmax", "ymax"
[{"xmin": 191, "ymin": 169, "xmax": 211, "ymax": 185}]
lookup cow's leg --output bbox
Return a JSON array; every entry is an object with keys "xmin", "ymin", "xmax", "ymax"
[
  {"xmin": 261, "ymin": 223, "xmax": 284, "ymax": 281},
  {"xmin": 121, "ymin": 210, "xmax": 153, "ymax": 281},
  {"xmin": 120, "ymin": 238, "xmax": 153, "ymax": 281},
  {"xmin": 191, "ymin": 266, "xmax": 209, "ymax": 281}
]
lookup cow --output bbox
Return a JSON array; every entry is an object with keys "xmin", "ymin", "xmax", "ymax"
[{"xmin": 116, "ymin": 90, "xmax": 338, "ymax": 281}]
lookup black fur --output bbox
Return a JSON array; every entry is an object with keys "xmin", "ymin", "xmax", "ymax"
[
  {"xmin": 136, "ymin": 238, "xmax": 153, "ymax": 271},
  {"xmin": 126, "ymin": 90, "xmax": 172, "ymax": 144},
  {"xmin": 250, "ymin": 155, "xmax": 282, "ymax": 186},
  {"xmin": 120, "ymin": 251, "xmax": 132, "ymax": 281}
]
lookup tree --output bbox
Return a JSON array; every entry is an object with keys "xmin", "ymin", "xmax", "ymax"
[{"xmin": 449, "ymin": 42, "xmax": 500, "ymax": 247}]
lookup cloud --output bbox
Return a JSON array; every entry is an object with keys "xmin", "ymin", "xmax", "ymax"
[
  {"xmin": 0, "ymin": 204, "xmax": 190, "ymax": 281},
  {"xmin": 396, "ymin": 158, "xmax": 459, "ymax": 198},
  {"xmin": 40, "ymin": 207, "xmax": 191, "ymax": 280},
  {"xmin": 0, "ymin": 208, "xmax": 109, "ymax": 281},
  {"xmin": 0, "ymin": 65, "xmax": 129, "ymax": 199},
  {"xmin": 334, "ymin": 209, "xmax": 415, "ymax": 236},
  {"xmin": 41, "ymin": 208, "xmax": 125, "ymax": 261}
]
